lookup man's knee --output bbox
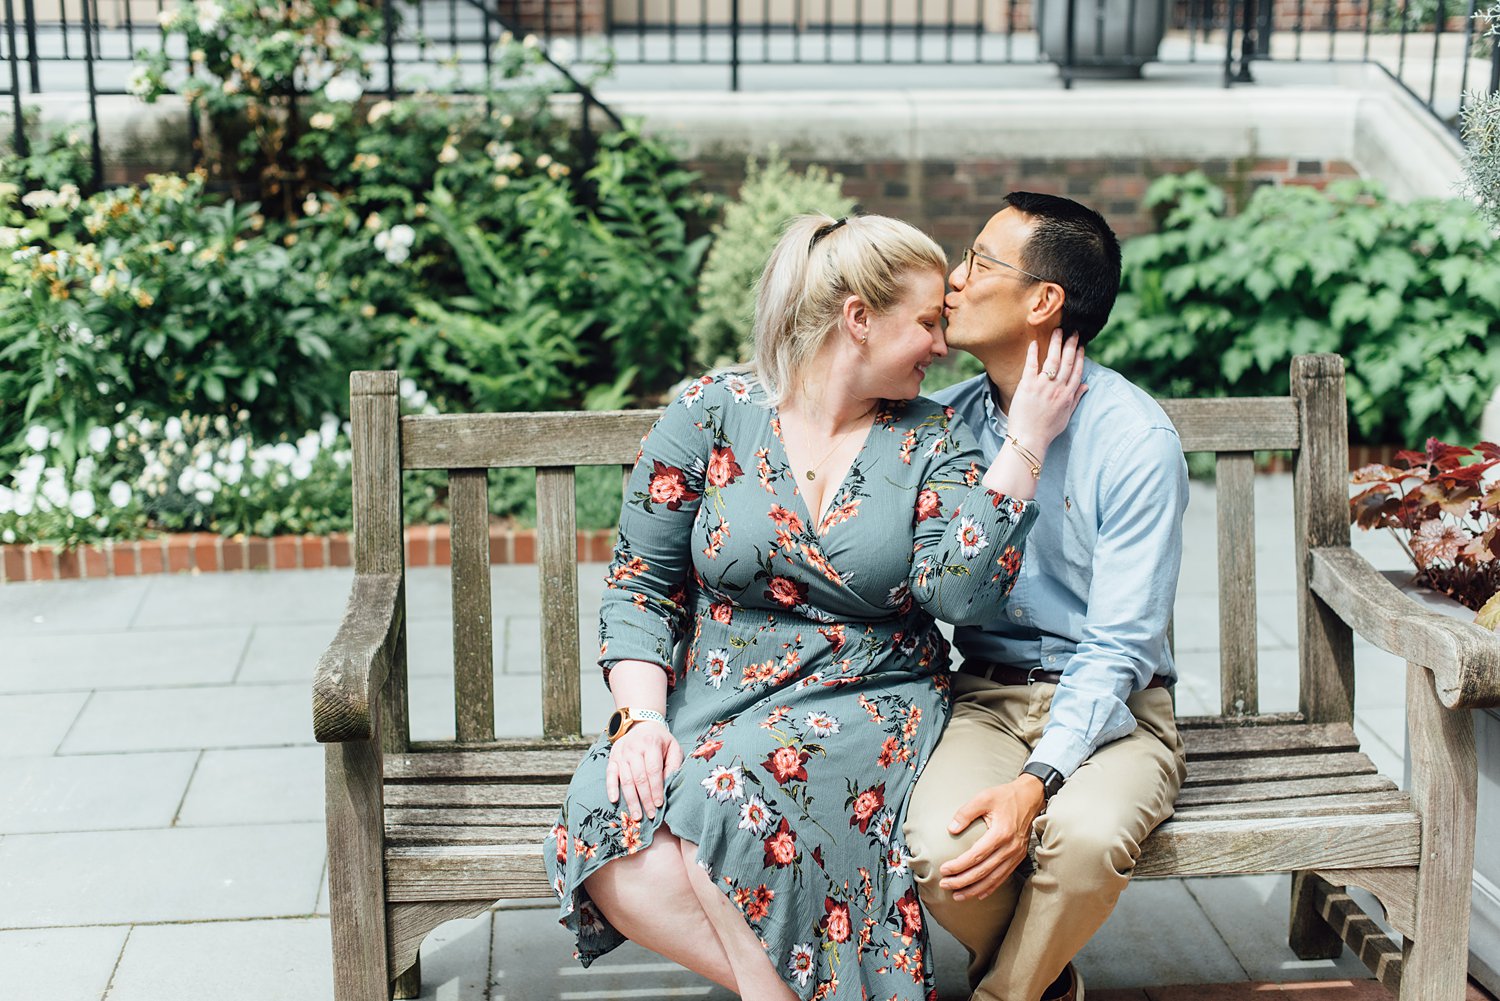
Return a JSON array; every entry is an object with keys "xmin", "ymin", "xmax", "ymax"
[
  {"xmin": 904, "ymin": 801, "xmax": 978, "ymax": 887},
  {"xmin": 1034, "ymin": 799, "xmax": 1143, "ymax": 889}
]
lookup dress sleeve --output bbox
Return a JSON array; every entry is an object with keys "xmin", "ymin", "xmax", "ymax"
[
  {"xmin": 907, "ymin": 410, "xmax": 1038, "ymax": 626},
  {"xmin": 597, "ymin": 382, "xmax": 712, "ymax": 689}
]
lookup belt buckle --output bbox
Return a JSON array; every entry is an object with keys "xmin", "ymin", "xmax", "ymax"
[{"xmin": 1025, "ymin": 665, "xmax": 1045, "ymax": 685}]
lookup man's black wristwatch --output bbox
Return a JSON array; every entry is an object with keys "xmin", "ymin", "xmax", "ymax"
[{"xmin": 1020, "ymin": 761, "xmax": 1066, "ymax": 801}]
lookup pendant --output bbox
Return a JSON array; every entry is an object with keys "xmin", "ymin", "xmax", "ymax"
[{"xmin": 805, "ymin": 470, "xmax": 817, "ymax": 481}]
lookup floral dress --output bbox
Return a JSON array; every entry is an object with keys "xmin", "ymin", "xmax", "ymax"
[{"xmin": 545, "ymin": 371, "xmax": 1038, "ymax": 1001}]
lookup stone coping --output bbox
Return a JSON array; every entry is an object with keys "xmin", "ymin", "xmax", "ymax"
[{"xmin": 0, "ymin": 524, "xmax": 619, "ymax": 585}]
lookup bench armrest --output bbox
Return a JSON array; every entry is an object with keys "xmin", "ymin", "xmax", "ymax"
[
  {"xmin": 1308, "ymin": 546, "xmax": 1500, "ymax": 709},
  {"xmin": 312, "ymin": 572, "xmax": 404, "ymax": 742}
]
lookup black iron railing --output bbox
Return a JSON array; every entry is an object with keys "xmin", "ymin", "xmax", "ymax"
[{"xmin": 2, "ymin": 0, "xmax": 1497, "ymax": 178}]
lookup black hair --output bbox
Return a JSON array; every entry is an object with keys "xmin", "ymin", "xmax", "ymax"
[{"xmin": 1001, "ymin": 191, "xmax": 1122, "ymax": 346}]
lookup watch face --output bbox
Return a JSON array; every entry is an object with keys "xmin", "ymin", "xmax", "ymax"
[{"xmin": 607, "ymin": 709, "xmax": 625, "ymax": 739}]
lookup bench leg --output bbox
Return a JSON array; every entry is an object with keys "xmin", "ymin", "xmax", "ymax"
[
  {"xmin": 327, "ymin": 737, "xmax": 392, "ymax": 1001},
  {"xmin": 1289, "ymin": 870, "xmax": 1344, "ymax": 960},
  {"xmin": 393, "ymin": 956, "xmax": 420, "ymax": 1000},
  {"xmin": 1399, "ymin": 664, "xmax": 1477, "ymax": 1001}
]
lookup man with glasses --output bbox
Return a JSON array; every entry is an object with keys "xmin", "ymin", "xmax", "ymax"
[{"xmin": 905, "ymin": 193, "xmax": 1190, "ymax": 1001}]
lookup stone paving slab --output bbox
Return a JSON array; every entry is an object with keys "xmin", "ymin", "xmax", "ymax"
[
  {"xmin": 58, "ymin": 683, "xmax": 316, "ymax": 754},
  {"xmin": 0, "ymin": 823, "xmax": 324, "ymax": 926},
  {"xmin": 1183, "ymin": 874, "xmax": 1371, "ymax": 982},
  {"xmin": 106, "ymin": 918, "xmax": 333, "ymax": 1001},
  {"xmin": 0, "ymin": 751, "xmax": 196, "ymax": 833},
  {"xmin": 129, "ymin": 569, "xmax": 356, "ymax": 629},
  {"xmin": 0, "ymin": 577, "xmax": 146, "ymax": 634},
  {"xmin": 1076, "ymin": 877, "xmax": 1248, "ymax": 988},
  {"xmin": 0, "ymin": 626, "xmax": 249, "ymax": 693},
  {"xmin": 0, "ymin": 692, "xmax": 90, "ymax": 756},
  {"xmin": 0, "ymin": 925, "xmax": 128, "ymax": 1001},
  {"xmin": 175, "ymin": 747, "xmax": 323, "ymax": 827}
]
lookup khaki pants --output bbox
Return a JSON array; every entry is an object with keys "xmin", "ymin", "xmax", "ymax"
[{"xmin": 904, "ymin": 674, "xmax": 1186, "ymax": 1001}]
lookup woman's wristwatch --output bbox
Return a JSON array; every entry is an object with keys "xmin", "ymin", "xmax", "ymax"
[{"xmin": 606, "ymin": 707, "xmax": 667, "ymax": 743}]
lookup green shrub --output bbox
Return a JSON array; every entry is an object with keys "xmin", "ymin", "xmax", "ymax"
[
  {"xmin": 1462, "ymin": 45, "xmax": 1500, "ymax": 233},
  {"xmin": 691, "ymin": 151, "xmax": 855, "ymax": 368},
  {"xmin": 1097, "ymin": 172, "xmax": 1500, "ymax": 444}
]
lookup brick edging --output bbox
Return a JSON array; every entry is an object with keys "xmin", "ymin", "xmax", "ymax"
[{"xmin": 0, "ymin": 526, "xmax": 619, "ymax": 585}]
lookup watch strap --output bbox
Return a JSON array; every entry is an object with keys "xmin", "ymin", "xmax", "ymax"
[{"xmin": 1021, "ymin": 761, "xmax": 1065, "ymax": 800}]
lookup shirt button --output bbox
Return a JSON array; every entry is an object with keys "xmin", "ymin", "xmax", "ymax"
[
  {"xmin": 1012, "ymin": 609, "xmax": 1023, "ymax": 619},
  {"xmin": 1048, "ymin": 656, "xmax": 1056, "ymax": 664}
]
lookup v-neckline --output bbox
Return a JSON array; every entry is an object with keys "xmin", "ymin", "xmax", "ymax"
[{"xmin": 769, "ymin": 404, "xmax": 883, "ymax": 534}]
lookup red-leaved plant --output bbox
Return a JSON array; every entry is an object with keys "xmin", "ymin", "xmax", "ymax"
[{"xmin": 1350, "ymin": 438, "xmax": 1500, "ymax": 630}]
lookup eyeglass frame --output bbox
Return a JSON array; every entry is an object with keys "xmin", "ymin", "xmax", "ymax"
[{"xmin": 961, "ymin": 246, "xmax": 1054, "ymax": 288}]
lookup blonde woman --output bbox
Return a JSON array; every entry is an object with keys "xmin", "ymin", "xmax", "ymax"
[{"xmin": 545, "ymin": 214, "xmax": 1086, "ymax": 1000}]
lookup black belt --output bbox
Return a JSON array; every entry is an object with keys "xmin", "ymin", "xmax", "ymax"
[{"xmin": 961, "ymin": 659, "xmax": 1169, "ymax": 690}]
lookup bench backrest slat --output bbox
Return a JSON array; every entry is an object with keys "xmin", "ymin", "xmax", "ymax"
[
  {"xmin": 1216, "ymin": 452, "xmax": 1259, "ymax": 716},
  {"xmin": 1158, "ymin": 398, "xmax": 1300, "ymax": 452},
  {"xmin": 537, "ymin": 467, "xmax": 583, "ymax": 738},
  {"xmin": 402, "ymin": 412, "xmax": 656, "ymax": 469},
  {"xmin": 449, "ymin": 468, "xmax": 496, "ymax": 742}
]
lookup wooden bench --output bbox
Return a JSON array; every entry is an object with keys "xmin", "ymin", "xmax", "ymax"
[{"xmin": 314, "ymin": 353, "xmax": 1500, "ymax": 1001}]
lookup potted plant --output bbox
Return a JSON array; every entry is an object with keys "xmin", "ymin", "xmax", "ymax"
[
  {"xmin": 1350, "ymin": 438, "xmax": 1500, "ymax": 992},
  {"xmin": 1038, "ymin": 0, "xmax": 1169, "ymax": 79}
]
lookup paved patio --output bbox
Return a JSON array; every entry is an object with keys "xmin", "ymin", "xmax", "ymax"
[{"xmin": 0, "ymin": 471, "xmax": 1490, "ymax": 1000}]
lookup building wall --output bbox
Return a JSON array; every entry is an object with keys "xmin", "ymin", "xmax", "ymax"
[{"xmin": 686, "ymin": 153, "xmax": 1362, "ymax": 248}]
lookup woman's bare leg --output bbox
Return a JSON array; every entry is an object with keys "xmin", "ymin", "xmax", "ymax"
[
  {"xmin": 584, "ymin": 829, "xmax": 737, "ymax": 991},
  {"xmin": 677, "ymin": 836, "xmax": 798, "ymax": 1001}
]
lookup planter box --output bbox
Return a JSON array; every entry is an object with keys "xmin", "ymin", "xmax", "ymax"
[{"xmin": 1388, "ymin": 572, "xmax": 1500, "ymax": 992}]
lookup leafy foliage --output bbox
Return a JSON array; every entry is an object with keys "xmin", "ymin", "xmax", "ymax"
[
  {"xmin": 1350, "ymin": 438, "xmax": 1500, "ymax": 620},
  {"xmin": 1097, "ymin": 172, "xmax": 1500, "ymax": 444},
  {"xmin": 1462, "ymin": 24, "xmax": 1500, "ymax": 233},
  {"xmin": 691, "ymin": 151, "xmax": 855, "ymax": 368}
]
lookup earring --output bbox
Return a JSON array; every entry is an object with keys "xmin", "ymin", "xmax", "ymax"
[{"xmin": 860, "ymin": 335, "xmax": 868, "ymax": 345}]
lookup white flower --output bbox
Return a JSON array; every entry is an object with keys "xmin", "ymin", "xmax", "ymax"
[
  {"xmin": 700, "ymin": 764, "xmax": 745, "ymax": 802},
  {"xmin": 785, "ymin": 944, "xmax": 815, "ymax": 988},
  {"xmin": 156, "ymin": 7, "xmax": 178, "ymax": 28},
  {"xmin": 108, "ymin": 481, "xmax": 132, "ymax": 508},
  {"xmin": 227, "ymin": 438, "xmax": 247, "ymax": 463},
  {"xmin": 803, "ymin": 711, "xmax": 840, "ymax": 738},
  {"xmin": 42, "ymin": 471, "xmax": 69, "ymax": 508},
  {"xmin": 125, "ymin": 65, "xmax": 153, "ymax": 96},
  {"xmin": 177, "ymin": 468, "xmax": 197, "ymax": 493},
  {"xmin": 323, "ymin": 74, "xmax": 364, "ymax": 103},
  {"xmin": 872, "ymin": 807, "xmax": 896, "ymax": 846},
  {"xmin": 24, "ymin": 425, "xmax": 49, "ymax": 452},
  {"xmin": 437, "ymin": 141, "xmax": 459, "ymax": 164},
  {"xmin": 885, "ymin": 843, "xmax": 911, "ymax": 875},
  {"xmin": 737, "ymin": 795, "xmax": 774, "ymax": 835},
  {"xmin": 320, "ymin": 415, "xmax": 340, "ymax": 448},
  {"xmin": 309, "ymin": 111, "xmax": 336, "ymax": 131},
  {"xmin": 536, "ymin": 154, "xmax": 552, "ymax": 169},
  {"xmin": 271, "ymin": 442, "xmax": 297, "ymax": 466},
  {"xmin": 388, "ymin": 224, "xmax": 415, "ymax": 248},
  {"xmin": 549, "ymin": 38, "xmax": 575, "ymax": 66},
  {"xmin": 13, "ymin": 492, "xmax": 33, "ymax": 517},
  {"xmin": 74, "ymin": 456, "xmax": 96, "ymax": 484},
  {"xmin": 702, "ymin": 648, "xmax": 729, "ymax": 689},
  {"xmin": 194, "ymin": 488, "xmax": 214, "ymax": 504},
  {"xmin": 522, "ymin": 33, "xmax": 539, "ymax": 48},
  {"xmin": 68, "ymin": 490, "xmax": 96, "ymax": 519},
  {"xmin": 1, "ymin": 529, "xmax": 12, "ymax": 543},
  {"xmin": 956, "ymin": 515, "xmax": 989, "ymax": 559},
  {"xmin": 21, "ymin": 190, "xmax": 57, "ymax": 210},
  {"xmin": 164, "ymin": 416, "xmax": 183, "ymax": 442},
  {"xmin": 0, "ymin": 485, "xmax": 11, "ymax": 514},
  {"xmin": 366, "ymin": 99, "xmax": 395, "ymax": 124},
  {"xmin": 87, "ymin": 426, "xmax": 111, "ymax": 453},
  {"xmin": 0, "ymin": 227, "xmax": 22, "ymax": 249},
  {"xmin": 290, "ymin": 457, "xmax": 313, "ymax": 481},
  {"xmin": 195, "ymin": 0, "xmax": 223, "ymax": 31}
]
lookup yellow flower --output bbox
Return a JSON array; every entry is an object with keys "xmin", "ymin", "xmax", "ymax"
[
  {"xmin": 49, "ymin": 279, "xmax": 70, "ymax": 300},
  {"xmin": 283, "ymin": 233, "xmax": 298, "ymax": 247},
  {"xmin": 360, "ymin": 304, "xmax": 377, "ymax": 318},
  {"xmin": 133, "ymin": 289, "xmax": 154, "ymax": 308}
]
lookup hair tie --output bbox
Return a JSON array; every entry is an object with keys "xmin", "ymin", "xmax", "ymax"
[{"xmin": 808, "ymin": 217, "xmax": 849, "ymax": 251}]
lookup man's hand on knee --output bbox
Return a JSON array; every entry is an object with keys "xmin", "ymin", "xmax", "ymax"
[{"xmin": 937, "ymin": 775, "xmax": 1046, "ymax": 901}]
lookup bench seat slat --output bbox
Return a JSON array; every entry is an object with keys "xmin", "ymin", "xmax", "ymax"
[
  {"xmin": 1133, "ymin": 811, "xmax": 1421, "ymax": 878},
  {"xmin": 1171, "ymin": 789, "xmax": 1413, "ymax": 822},
  {"xmin": 385, "ymin": 748, "xmax": 589, "ymax": 782},
  {"xmin": 389, "ymin": 825, "xmax": 549, "ymax": 845},
  {"xmin": 1175, "ymin": 773, "xmax": 1398, "ymax": 808},
  {"xmin": 1181, "ymin": 751, "xmax": 1378, "ymax": 787},
  {"xmin": 1180, "ymin": 722, "xmax": 1359, "ymax": 759},
  {"xmin": 383, "ymin": 783, "xmax": 571, "ymax": 808},
  {"xmin": 386, "ymin": 806, "xmax": 563, "ymax": 826}
]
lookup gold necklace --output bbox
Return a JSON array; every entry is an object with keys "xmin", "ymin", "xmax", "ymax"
[{"xmin": 798, "ymin": 404, "xmax": 879, "ymax": 481}]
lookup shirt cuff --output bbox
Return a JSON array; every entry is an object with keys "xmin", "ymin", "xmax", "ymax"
[{"xmin": 1026, "ymin": 725, "xmax": 1094, "ymax": 780}]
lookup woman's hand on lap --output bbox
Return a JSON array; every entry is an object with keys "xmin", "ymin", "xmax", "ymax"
[{"xmin": 606, "ymin": 721, "xmax": 683, "ymax": 821}]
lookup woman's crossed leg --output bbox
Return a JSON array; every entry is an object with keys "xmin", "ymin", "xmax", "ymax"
[{"xmin": 584, "ymin": 827, "xmax": 797, "ymax": 1000}]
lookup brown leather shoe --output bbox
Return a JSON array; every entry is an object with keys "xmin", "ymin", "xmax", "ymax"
[{"xmin": 1039, "ymin": 962, "xmax": 1084, "ymax": 1001}]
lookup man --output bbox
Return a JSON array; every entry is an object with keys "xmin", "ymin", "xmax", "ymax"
[{"xmin": 906, "ymin": 192, "xmax": 1190, "ymax": 1001}]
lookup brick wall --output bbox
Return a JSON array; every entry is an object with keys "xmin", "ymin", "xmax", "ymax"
[{"xmin": 686, "ymin": 154, "xmax": 1362, "ymax": 253}]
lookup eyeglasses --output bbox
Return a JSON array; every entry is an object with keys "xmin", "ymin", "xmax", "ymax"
[{"xmin": 961, "ymin": 247, "xmax": 1051, "ymax": 286}]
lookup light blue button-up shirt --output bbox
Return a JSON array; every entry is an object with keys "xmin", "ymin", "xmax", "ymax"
[{"xmin": 929, "ymin": 359, "xmax": 1189, "ymax": 778}]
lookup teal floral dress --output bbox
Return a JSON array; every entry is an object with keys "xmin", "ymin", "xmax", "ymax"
[{"xmin": 545, "ymin": 372, "xmax": 1038, "ymax": 1001}]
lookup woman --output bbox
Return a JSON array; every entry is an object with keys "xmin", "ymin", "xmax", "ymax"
[{"xmin": 545, "ymin": 214, "xmax": 1087, "ymax": 1000}]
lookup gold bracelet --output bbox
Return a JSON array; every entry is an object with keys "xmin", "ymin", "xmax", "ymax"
[{"xmin": 1005, "ymin": 434, "xmax": 1042, "ymax": 478}]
